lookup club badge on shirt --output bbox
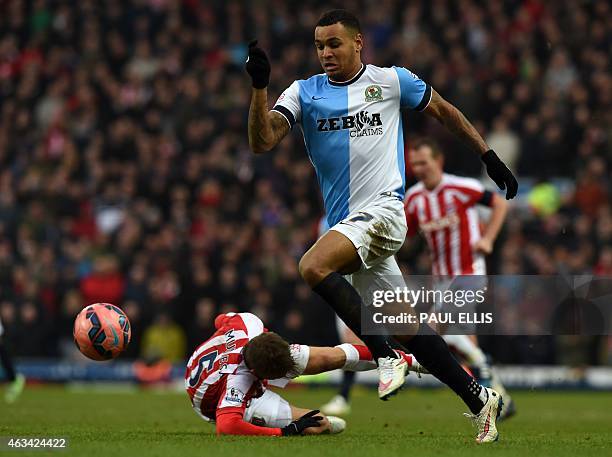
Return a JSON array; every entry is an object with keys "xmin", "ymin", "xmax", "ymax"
[{"xmin": 365, "ymin": 85, "xmax": 383, "ymax": 102}]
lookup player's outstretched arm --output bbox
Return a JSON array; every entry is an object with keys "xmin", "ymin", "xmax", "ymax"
[
  {"xmin": 216, "ymin": 409, "xmax": 323, "ymax": 436},
  {"xmin": 245, "ymin": 40, "xmax": 290, "ymax": 153},
  {"xmin": 302, "ymin": 345, "xmax": 424, "ymax": 375},
  {"xmin": 216, "ymin": 410, "xmax": 283, "ymax": 436},
  {"xmin": 302, "ymin": 346, "xmax": 356, "ymax": 375},
  {"xmin": 424, "ymin": 89, "xmax": 518, "ymax": 199}
]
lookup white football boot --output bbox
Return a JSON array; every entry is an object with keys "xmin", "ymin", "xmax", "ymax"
[
  {"xmin": 377, "ymin": 356, "xmax": 408, "ymax": 400},
  {"xmin": 464, "ymin": 387, "xmax": 503, "ymax": 443},
  {"xmin": 321, "ymin": 395, "xmax": 351, "ymax": 416},
  {"xmin": 399, "ymin": 351, "xmax": 429, "ymax": 377}
]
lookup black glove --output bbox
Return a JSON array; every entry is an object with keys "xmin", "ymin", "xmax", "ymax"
[
  {"xmin": 245, "ymin": 40, "xmax": 270, "ymax": 89},
  {"xmin": 280, "ymin": 410, "xmax": 323, "ymax": 436},
  {"xmin": 481, "ymin": 149, "xmax": 518, "ymax": 200}
]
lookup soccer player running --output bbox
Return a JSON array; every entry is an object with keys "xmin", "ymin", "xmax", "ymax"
[
  {"xmin": 246, "ymin": 10, "xmax": 517, "ymax": 443},
  {"xmin": 185, "ymin": 312, "xmax": 424, "ymax": 436},
  {"xmin": 404, "ymin": 137, "xmax": 515, "ymax": 419}
]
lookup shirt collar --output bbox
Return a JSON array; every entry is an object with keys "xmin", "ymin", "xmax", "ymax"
[{"xmin": 328, "ymin": 64, "xmax": 367, "ymax": 86}]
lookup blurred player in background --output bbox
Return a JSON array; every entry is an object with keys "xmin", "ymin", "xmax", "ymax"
[
  {"xmin": 404, "ymin": 137, "xmax": 515, "ymax": 419},
  {"xmin": 246, "ymin": 9, "xmax": 517, "ymax": 442},
  {"xmin": 185, "ymin": 312, "xmax": 424, "ymax": 436},
  {"xmin": 0, "ymin": 316, "xmax": 25, "ymax": 403}
]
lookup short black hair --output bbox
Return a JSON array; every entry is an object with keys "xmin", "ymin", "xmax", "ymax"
[{"xmin": 316, "ymin": 9, "xmax": 361, "ymax": 34}]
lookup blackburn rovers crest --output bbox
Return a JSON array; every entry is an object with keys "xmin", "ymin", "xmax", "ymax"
[{"xmin": 365, "ymin": 85, "xmax": 383, "ymax": 102}]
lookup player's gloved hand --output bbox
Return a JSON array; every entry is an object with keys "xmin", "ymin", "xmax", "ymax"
[
  {"xmin": 280, "ymin": 410, "xmax": 323, "ymax": 436},
  {"xmin": 481, "ymin": 149, "xmax": 518, "ymax": 200},
  {"xmin": 245, "ymin": 40, "xmax": 270, "ymax": 89}
]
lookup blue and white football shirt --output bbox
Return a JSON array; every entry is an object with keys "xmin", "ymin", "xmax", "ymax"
[{"xmin": 272, "ymin": 64, "xmax": 431, "ymax": 227}]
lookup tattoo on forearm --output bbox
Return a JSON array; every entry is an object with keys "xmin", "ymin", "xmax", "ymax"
[
  {"xmin": 268, "ymin": 114, "xmax": 290, "ymax": 144},
  {"xmin": 248, "ymin": 96, "xmax": 289, "ymax": 151},
  {"xmin": 248, "ymin": 97, "xmax": 270, "ymax": 148},
  {"xmin": 440, "ymin": 105, "xmax": 488, "ymax": 155},
  {"xmin": 445, "ymin": 107, "xmax": 488, "ymax": 154}
]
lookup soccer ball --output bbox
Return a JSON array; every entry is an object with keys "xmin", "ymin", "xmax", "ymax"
[{"xmin": 73, "ymin": 303, "xmax": 131, "ymax": 361}]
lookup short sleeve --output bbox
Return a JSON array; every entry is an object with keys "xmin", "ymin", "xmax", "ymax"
[
  {"xmin": 271, "ymin": 81, "xmax": 301, "ymax": 128},
  {"xmin": 478, "ymin": 190, "xmax": 494, "ymax": 207},
  {"xmin": 318, "ymin": 216, "xmax": 330, "ymax": 237},
  {"xmin": 268, "ymin": 344, "xmax": 310, "ymax": 388},
  {"xmin": 393, "ymin": 67, "xmax": 431, "ymax": 111},
  {"xmin": 217, "ymin": 372, "xmax": 256, "ymax": 413},
  {"xmin": 447, "ymin": 177, "xmax": 487, "ymax": 206}
]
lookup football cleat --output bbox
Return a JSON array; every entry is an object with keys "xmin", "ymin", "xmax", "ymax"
[
  {"xmin": 398, "ymin": 351, "xmax": 429, "ymax": 377},
  {"xmin": 464, "ymin": 387, "xmax": 503, "ymax": 443},
  {"xmin": 321, "ymin": 395, "xmax": 351, "ymax": 416},
  {"xmin": 378, "ymin": 356, "xmax": 408, "ymax": 400}
]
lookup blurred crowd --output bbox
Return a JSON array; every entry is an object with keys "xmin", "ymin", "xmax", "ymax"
[{"xmin": 0, "ymin": 0, "xmax": 610, "ymax": 366}]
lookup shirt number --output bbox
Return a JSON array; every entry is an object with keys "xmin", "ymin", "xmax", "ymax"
[{"xmin": 188, "ymin": 350, "xmax": 218, "ymax": 387}]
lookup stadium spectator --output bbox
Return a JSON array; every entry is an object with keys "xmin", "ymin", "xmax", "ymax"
[{"xmin": 140, "ymin": 312, "xmax": 186, "ymax": 363}]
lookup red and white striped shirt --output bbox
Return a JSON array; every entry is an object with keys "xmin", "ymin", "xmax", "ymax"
[
  {"xmin": 185, "ymin": 312, "xmax": 281, "ymax": 436},
  {"xmin": 404, "ymin": 173, "xmax": 493, "ymax": 276}
]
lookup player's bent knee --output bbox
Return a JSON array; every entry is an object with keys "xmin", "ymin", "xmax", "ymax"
[{"xmin": 298, "ymin": 256, "xmax": 331, "ymax": 287}]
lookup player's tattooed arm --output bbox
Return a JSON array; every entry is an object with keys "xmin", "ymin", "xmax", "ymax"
[
  {"xmin": 247, "ymin": 89, "xmax": 290, "ymax": 153},
  {"xmin": 424, "ymin": 89, "xmax": 489, "ymax": 156}
]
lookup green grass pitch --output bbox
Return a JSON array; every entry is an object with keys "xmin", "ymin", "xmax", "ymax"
[{"xmin": 2, "ymin": 385, "xmax": 611, "ymax": 457}]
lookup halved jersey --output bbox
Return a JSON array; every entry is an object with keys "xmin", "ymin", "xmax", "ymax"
[
  {"xmin": 185, "ymin": 312, "xmax": 264, "ymax": 422},
  {"xmin": 273, "ymin": 64, "xmax": 431, "ymax": 227},
  {"xmin": 404, "ymin": 174, "xmax": 494, "ymax": 276}
]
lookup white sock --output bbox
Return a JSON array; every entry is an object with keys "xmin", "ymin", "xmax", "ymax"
[
  {"xmin": 443, "ymin": 335, "xmax": 488, "ymax": 367},
  {"xmin": 478, "ymin": 385, "xmax": 489, "ymax": 405}
]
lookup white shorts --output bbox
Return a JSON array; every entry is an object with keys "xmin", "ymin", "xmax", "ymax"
[
  {"xmin": 244, "ymin": 389, "xmax": 292, "ymax": 428},
  {"xmin": 330, "ymin": 194, "xmax": 407, "ymax": 270},
  {"xmin": 347, "ymin": 255, "xmax": 407, "ymax": 308},
  {"xmin": 329, "ymin": 194, "xmax": 408, "ymax": 321}
]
